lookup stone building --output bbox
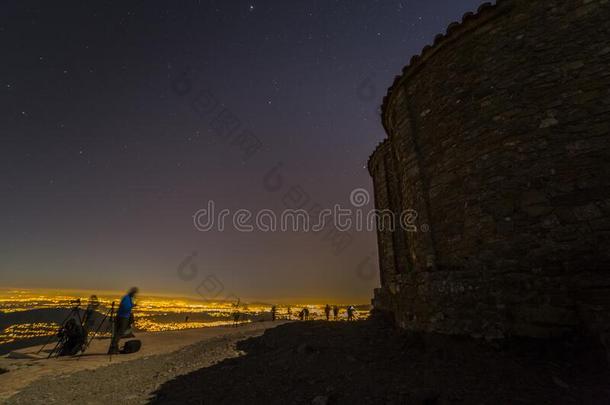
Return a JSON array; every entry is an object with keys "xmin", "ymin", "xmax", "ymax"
[{"xmin": 368, "ymin": 0, "xmax": 610, "ymax": 344}]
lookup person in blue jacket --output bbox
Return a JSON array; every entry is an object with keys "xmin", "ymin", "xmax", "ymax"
[{"xmin": 108, "ymin": 287, "xmax": 138, "ymax": 354}]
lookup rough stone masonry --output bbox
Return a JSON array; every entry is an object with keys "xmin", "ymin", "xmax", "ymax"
[{"xmin": 368, "ymin": 0, "xmax": 610, "ymax": 352}]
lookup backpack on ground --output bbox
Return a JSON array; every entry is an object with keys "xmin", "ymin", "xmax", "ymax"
[{"xmin": 121, "ymin": 339, "xmax": 141, "ymax": 354}]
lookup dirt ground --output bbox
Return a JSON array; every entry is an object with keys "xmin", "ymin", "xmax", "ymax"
[
  {"xmin": 3, "ymin": 319, "xmax": 609, "ymax": 404},
  {"xmin": 1, "ymin": 322, "xmax": 283, "ymax": 404},
  {"xmin": 150, "ymin": 319, "xmax": 610, "ymax": 405}
]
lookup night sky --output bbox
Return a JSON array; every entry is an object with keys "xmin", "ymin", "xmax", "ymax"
[{"xmin": 1, "ymin": 0, "xmax": 484, "ymax": 303}]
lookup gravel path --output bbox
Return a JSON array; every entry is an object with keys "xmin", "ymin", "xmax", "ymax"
[{"xmin": 3, "ymin": 326, "xmax": 271, "ymax": 404}]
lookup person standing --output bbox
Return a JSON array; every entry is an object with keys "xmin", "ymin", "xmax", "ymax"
[
  {"xmin": 324, "ymin": 304, "xmax": 331, "ymax": 321},
  {"xmin": 347, "ymin": 305, "xmax": 355, "ymax": 321},
  {"xmin": 333, "ymin": 305, "xmax": 339, "ymax": 320},
  {"xmin": 108, "ymin": 287, "xmax": 138, "ymax": 354},
  {"xmin": 232, "ymin": 299, "xmax": 241, "ymax": 326},
  {"xmin": 271, "ymin": 305, "xmax": 277, "ymax": 321}
]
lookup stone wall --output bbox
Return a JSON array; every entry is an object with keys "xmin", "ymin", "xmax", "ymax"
[{"xmin": 369, "ymin": 0, "xmax": 610, "ymax": 343}]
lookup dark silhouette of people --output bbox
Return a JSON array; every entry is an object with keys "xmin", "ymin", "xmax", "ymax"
[
  {"xmin": 82, "ymin": 295, "xmax": 99, "ymax": 340},
  {"xmin": 347, "ymin": 305, "xmax": 356, "ymax": 321},
  {"xmin": 185, "ymin": 316, "xmax": 189, "ymax": 323},
  {"xmin": 232, "ymin": 299, "xmax": 241, "ymax": 326},
  {"xmin": 108, "ymin": 287, "xmax": 138, "ymax": 354},
  {"xmin": 324, "ymin": 304, "xmax": 331, "ymax": 321},
  {"xmin": 287, "ymin": 306, "xmax": 292, "ymax": 320},
  {"xmin": 271, "ymin": 305, "xmax": 277, "ymax": 321},
  {"xmin": 333, "ymin": 305, "xmax": 339, "ymax": 320},
  {"xmin": 303, "ymin": 307, "xmax": 309, "ymax": 320}
]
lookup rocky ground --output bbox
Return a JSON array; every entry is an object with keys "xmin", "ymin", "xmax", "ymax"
[
  {"xmin": 150, "ymin": 319, "xmax": 610, "ymax": 405},
  {"xmin": 3, "ymin": 324, "xmax": 277, "ymax": 404},
  {"xmin": 4, "ymin": 319, "xmax": 610, "ymax": 404}
]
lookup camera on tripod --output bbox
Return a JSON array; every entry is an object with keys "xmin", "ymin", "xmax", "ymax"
[{"xmin": 38, "ymin": 295, "xmax": 115, "ymax": 358}]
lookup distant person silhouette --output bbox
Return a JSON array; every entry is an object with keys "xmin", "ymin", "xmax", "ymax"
[
  {"xmin": 271, "ymin": 305, "xmax": 277, "ymax": 321},
  {"xmin": 303, "ymin": 307, "xmax": 309, "ymax": 320},
  {"xmin": 347, "ymin": 305, "xmax": 356, "ymax": 321},
  {"xmin": 232, "ymin": 299, "xmax": 241, "ymax": 326},
  {"xmin": 83, "ymin": 295, "xmax": 99, "ymax": 336},
  {"xmin": 108, "ymin": 287, "xmax": 138, "ymax": 354},
  {"xmin": 185, "ymin": 316, "xmax": 189, "ymax": 323},
  {"xmin": 287, "ymin": 306, "xmax": 292, "ymax": 320},
  {"xmin": 333, "ymin": 305, "xmax": 339, "ymax": 320},
  {"xmin": 324, "ymin": 304, "xmax": 331, "ymax": 321}
]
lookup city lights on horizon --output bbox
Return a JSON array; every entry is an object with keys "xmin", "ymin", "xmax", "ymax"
[
  {"xmin": 0, "ymin": 289, "xmax": 370, "ymax": 348},
  {"xmin": 0, "ymin": 287, "xmax": 369, "ymax": 307}
]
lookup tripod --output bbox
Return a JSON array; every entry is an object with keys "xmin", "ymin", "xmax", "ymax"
[
  {"xmin": 40, "ymin": 299, "xmax": 84, "ymax": 359},
  {"xmin": 80, "ymin": 301, "xmax": 115, "ymax": 356},
  {"xmin": 37, "ymin": 299, "xmax": 81, "ymax": 356}
]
